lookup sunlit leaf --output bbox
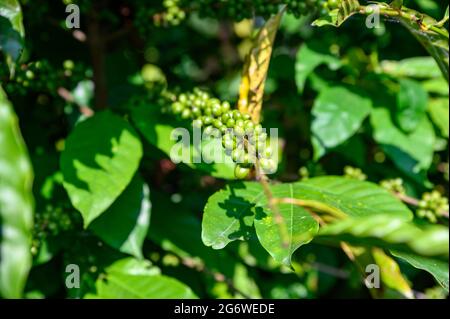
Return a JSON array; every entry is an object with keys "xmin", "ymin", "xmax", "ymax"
[
  {"xmin": 0, "ymin": 86, "xmax": 33, "ymax": 298},
  {"xmin": 317, "ymin": 215, "xmax": 449, "ymax": 258},
  {"xmin": 90, "ymin": 175, "xmax": 151, "ymax": 258},
  {"xmin": 60, "ymin": 111, "xmax": 143, "ymax": 227},
  {"xmin": 86, "ymin": 258, "xmax": 197, "ymax": 299},
  {"xmin": 202, "ymin": 177, "xmax": 412, "ymax": 266}
]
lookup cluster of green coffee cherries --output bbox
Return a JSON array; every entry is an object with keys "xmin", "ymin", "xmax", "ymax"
[
  {"xmin": 284, "ymin": 0, "xmax": 328, "ymax": 17},
  {"xmin": 343, "ymin": 166, "xmax": 367, "ymax": 181},
  {"xmin": 417, "ymin": 190, "xmax": 448, "ymax": 223},
  {"xmin": 31, "ymin": 204, "xmax": 81, "ymax": 255},
  {"xmin": 1, "ymin": 59, "xmax": 87, "ymax": 96},
  {"xmin": 135, "ymin": 0, "xmax": 186, "ymax": 30},
  {"xmin": 166, "ymin": 88, "xmax": 277, "ymax": 179},
  {"xmin": 380, "ymin": 178, "xmax": 406, "ymax": 195},
  {"xmin": 193, "ymin": 0, "xmax": 328, "ymax": 21},
  {"xmin": 159, "ymin": 0, "xmax": 187, "ymax": 26},
  {"xmin": 134, "ymin": 0, "xmax": 336, "ymax": 31}
]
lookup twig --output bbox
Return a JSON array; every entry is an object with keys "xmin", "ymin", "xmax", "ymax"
[
  {"xmin": 57, "ymin": 87, "xmax": 94, "ymax": 117},
  {"xmin": 87, "ymin": 10, "xmax": 108, "ymax": 110}
]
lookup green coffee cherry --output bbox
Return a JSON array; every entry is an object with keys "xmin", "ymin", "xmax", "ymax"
[
  {"xmin": 213, "ymin": 119, "xmax": 222, "ymax": 129},
  {"xmin": 193, "ymin": 119, "xmax": 203, "ymax": 128},
  {"xmin": 244, "ymin": 121, "xmax": 255, "ymax": 133},
  {"xmin": 235, "ymin": 165, "xmax": 250, "ymax": 179},
  {"xmin": 204, "ymin": 125, "xmax": 214, "ymax": 136},
  {"xmin": 262, "ymin": 146, "xmax": 273, "ymax": 158},
  {"xmin": 226, "ymin": 118, "xmax": 236, "ymax": 128},
  {"xmin": 221, "ymin": 101, "xmax": 231, "ymax": 112},
  {"xmin": 327, "ymin": 0, "xmax": 340, "ymax": 10},
  {"xmin": 380, "ymin": 178, "xmax": 405, "ymax": 195},
  {"xmin": 234, "ymin": 125, "xmax": 245, "ymax": 137},
  {"xmin": 222, "ymin": 135, "xmax": 235, "ymax": 151},
  {"xmin": 260, "ymin": 158, "xmax": 276, "ymax": 173},
  {"xmin": 221, "ymin": 112, "xmax": 231, "ymax": 122},
  {"xmin": 181, "ymin": 108, "xmax": 191, "ymax": 119},
  {"xmin": 232, "ymin": 148, "xmax": 244, "ymax": 163}
]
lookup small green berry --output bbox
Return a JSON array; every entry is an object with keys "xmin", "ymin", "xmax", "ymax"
[
  {"xmin": 221, "ymin": 112, "xmax": 232, "ymax": 123},
  {"xmin": 202, "ymin": 116, "xmax": 213, "ymax": 125},
  {"xmin": 171, "ymin": 102, "xmax": 183, "ymax": 114},
  {"xmin": 232, "ymin": 148, "xmax": 244, "ymax": 163},
  {"xmin": 181, "ymin": 108, "xmax": 191, "ymax": 119},
  {"xmin": 193, "ymin": 119, "xmax": 203, "ymax": 128},
  {"xmin": 221, "ymin": 101, "xmax": 231, "ymax": 113},
  {"xmin": 234, "ymin": 165, "xmax": 250, "ymax": 179},
  {"xmin": 213, "ymin": 119, "xmax": 222, "ymax": 128},
  {"xmin": 234, "ymin": 125, "xmax": 245, "ymax": 137},
  {"xmin": 226, "ymin": 118, "xmax": 236, "ymax": 128}
]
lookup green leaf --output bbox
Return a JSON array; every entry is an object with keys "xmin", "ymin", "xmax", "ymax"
[
  {"xmin": 0, "ymin": 0, "xmax": 24, "ymax": 34},
  {"xmin": 105, "ymin": 257, "xmax": 160, "ymax": 276},
  {"xmin": 90, "ymin": 175, "xmax": 151, "ymax": 258},
  {"xmin": 87, "ymin": 258, "xmax": 197, "ymax": 299},
  {"xmin": 393, "ymin": 251, "xmax": 449, "ymax": 292},
  {"xmin": 312, "ymin": 0, "xmax": 360, "ymax": 27},
  {"xmin": 202, "ymin": 177, "xmax": 412, "ymax": 266},
  {"xmin": 0, "ymin": 86, "xmax": 33, "ymax": 298},
  {"xmin": 312, "ymin": 86, "xmax": 372, "ymax": 160},
  {"xmin": 371, "ymin": 107, "xmax": 435, "ymax": 173},
  {"xmin": 396, "ymin": 79, "xmax": 428, "ymax": 133},
  {"xmin": 336, "ymin": 0, "xmax": 361, "ymax": 26},
  {"xmin": 131, "ymin": 104, "xmax": 236, "ymax": 179},
  {"xmin": 0, "ymin": 0, "xmax": 24, "ymax": 75},
  {"xmin": 295, "ymin": 41, "xmax": 340, "ymax": 93},
  {"xmin": 428, "ymin": 98, "xmax": 449, "ymax": 138},
  {"xmin": 312, "ymin": 9, "xmax": 339, "ymax": 27},
  {"xmin": 380, "ymin": 57, "xmax": 442, "ymax": 79},
  {"xmin": 202, "ymin": 182, "xmax": 263, "ymax": 250},
  {"xmin": 90, "ymin": 273, "xmax": 198, "ymax": 299},
  {"xmin": 422, "ymin": 77, "xmax": 449, "ymax": 96},
  {"xmin": 394, "ymin": 8, "xmax": 449, "ymax": 80},
  {"xmin": 317, "ymin": 215, "xmax": 449, "ymax": 258},
  {"xmin": 253, "ymin": 184, "xmax": 319, "ymax": 266},
  {"xmin": 60, "ymin": 111, "xmax": 143, "ymax": 227},
  {"xmin": 297, "ymin": 177, "xmax": 413, "ymax": 220}
]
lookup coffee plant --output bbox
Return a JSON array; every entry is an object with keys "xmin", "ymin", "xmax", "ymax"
[{"xmin": 0, "ymin": 0, "xmax": 448, "ymax": 300}]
